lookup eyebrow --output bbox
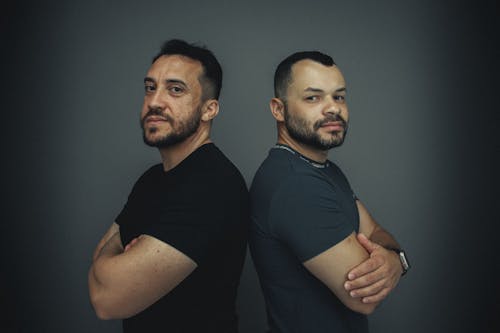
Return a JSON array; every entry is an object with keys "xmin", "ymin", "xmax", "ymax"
[
  {"xmin": 304, "ymin": 87, "xmax": 347, "ymax": 93},
  {"xmin": 143, "ymin": 77, "xmax": 188, "ymax": 87}
]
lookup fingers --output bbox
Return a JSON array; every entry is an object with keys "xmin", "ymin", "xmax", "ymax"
[
  {"xmin": 345, "ymin": 253, "xmax": 402, "ymax": 304},
  {"xmin": 346, "ymin": 277, "xmax": 386, "ymax": 298},
  {"xmin": 347, "ymin": 255, "xmax": 385, "ymax": 280},
  {"xmin": 124, "ymin": 237, "xmax": 139, "ymax": 252},
  {"xmin": 357, "ymin": 233, "xmax": 379, "ymax": 254},
  {"xmin": 345, "ymin": 262, "xmax": 386, "ymax": 291},
  {"xmin": 361, "ymin": 287, "xmax": 391, "ymax": 304}
]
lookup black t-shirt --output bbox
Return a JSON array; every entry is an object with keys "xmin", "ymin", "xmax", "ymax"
[
  {"xmin": 250, "ymin": 147, "xmax": 368, "ymax": 333},
  {"xmin": 116, "ymin": 143, "xmax": 249, "ymax": 333}
]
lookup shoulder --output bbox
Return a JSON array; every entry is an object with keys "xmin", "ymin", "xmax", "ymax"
[
  {"xmin": 180, "ymin": 144, "xmax": 248, "ymax": 200},
  {"xmin": 195, "ymin": 144, "xmax": 246, "ymax": 185},
  {"xmin": 129, "ymin": 163, "xmax": 163, "ymax": 190},
  {"xmin": 252, "ymin": 151, "xmax": 338, "ymax": 223},
  {"xmin": 271, "ymin": 170, "xmax": 336, "ymax": 212},
  {"xmin": 252, "ymin": 149, "xmax": 305, "ymax": 186},
  {"xmin": 185, "ymin": 144, "xmax": 240, "ymax": 174},
  {"xmin": 253, "ymin": 149, "xmax": 332, "ymax": 196},
  {"xmin": 141, "ymin": 163, "xmax": 164, "ymax": 178}
]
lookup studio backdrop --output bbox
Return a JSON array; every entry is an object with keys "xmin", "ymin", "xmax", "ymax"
[{"xmin": 1, "ymin": 0, "xmax": 497, "ymax": 332}]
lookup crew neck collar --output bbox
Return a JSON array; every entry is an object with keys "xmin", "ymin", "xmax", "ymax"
[{"xmin": 274, "ymin": 144, "xmax": 330, "ymax": 169}]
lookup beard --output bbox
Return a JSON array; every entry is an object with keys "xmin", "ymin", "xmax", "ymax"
[
  {"xmin": 141, "ymin": 106, "xmax": 202, "ymax": 148},
  {"xmin": 284, "ymin": 106, "xmax": 348, "ymax": 150}
]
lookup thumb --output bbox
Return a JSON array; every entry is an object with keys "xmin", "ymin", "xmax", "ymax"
[{"xmin": 357, "ymin": 233, "xmax": 378, "ymax": 253}]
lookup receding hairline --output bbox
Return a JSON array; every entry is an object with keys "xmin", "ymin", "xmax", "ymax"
[
  {"xmin": 149, "ymin": 54, "xmax": 211, "ymax": 98},
  {"xmin": 286, "ymin": 60, "xmax": 343, "ymax": 94},
  {"xmin": 150, "ymin": 54, "xmax": 205, "ymax": 75},
  {"xmin": 290, "ymin": 58, "xmax": 339, "ymax": 75}
]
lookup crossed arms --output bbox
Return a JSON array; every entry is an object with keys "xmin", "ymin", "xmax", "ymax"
[
  {"xmin": 304, "ymin": 200, "xmax": 403, "ymax": 314},
  {"xmin": 89, "ymin": 202, "xmax": 401, "ymax": 318},
  {"xmin": 88, "ymin": 223, "xmax": 196, "ymax": 319}
]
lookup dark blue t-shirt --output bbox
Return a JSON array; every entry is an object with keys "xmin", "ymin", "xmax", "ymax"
[{"xmin": 250, "ymin": 146, "xmax": 368, "ymax": 333}]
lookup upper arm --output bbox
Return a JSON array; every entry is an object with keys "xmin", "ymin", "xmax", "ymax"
[
  {"xmin": 270, "ymin": 174, "xmax": 377, "ymax": 313},
  {"xmin": 271, "ymin": 174, "xmax": 356, "ymax": 261},
  {"xmin": 303, "ymin": 232, "xmax": 377, "ymax": 314},
  {"xmin": 90, "ymin": 234, "xmax": 197, "ymax": 319}
]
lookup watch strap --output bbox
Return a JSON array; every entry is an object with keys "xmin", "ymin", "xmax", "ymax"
[{"xmin": 387, "ymin": 247, "xmax": 410, "ymax": 276}]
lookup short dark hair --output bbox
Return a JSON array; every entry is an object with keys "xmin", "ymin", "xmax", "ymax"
[
  {"xmin": 274, "ymin": 51, "xmax": 336, "ymax": 100},
  {"xmin": 152, "ymin": 39, "xmax": 223, "ymax": 100}
]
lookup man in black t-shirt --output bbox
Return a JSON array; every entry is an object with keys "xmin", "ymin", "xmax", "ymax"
[
  {"xmin": 88, "ymin": 39, "xmax": 249, "ymax": 333},
  {"xmin": 250, "ymin": 52, "xmax": 410, "ymax": 332}
]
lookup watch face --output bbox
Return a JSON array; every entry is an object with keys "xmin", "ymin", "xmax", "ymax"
[{"xmin": 399, "ymin": 251, "xmax": 410, "ymax": 272}]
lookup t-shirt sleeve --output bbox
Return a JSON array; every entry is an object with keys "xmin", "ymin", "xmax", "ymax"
[
  {"xmin": 269, "ymin": 172, "xmax": 356, "ymax": 262},
  {"xmin": 114, "ymin": 167, "xmax": 227, "ymax": 265},
  {"xmin": 142, "ymin": 200, "xmax": 221, "ymax": 265}
]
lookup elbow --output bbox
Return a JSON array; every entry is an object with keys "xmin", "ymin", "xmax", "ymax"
[
  {"xmin": 90, "ymin": 291, "xmax": 132, "ymax": 320},
  {"xmin": 88, "ymin": 268, "xmax": 120, "ymax": 320},
  {"xmin": 89, "ymin": 289, "xmax": 115, "ymax": 320},
  {"xmin": 355, "ymin": 304, "xmax": 377, "ymax": 315},
  {"xmin": 93, "ymin": 305, "xmax": 113, "ymax": 321},
  {"xmin": 348, "ymin": 301, "xmax": 378, "ymax": 315},
  {"xmin": 89, "ymin": 288, "xmax": 139, "ymax": 320}
]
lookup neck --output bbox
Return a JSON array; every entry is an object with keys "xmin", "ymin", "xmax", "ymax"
[
  {"xmin": 277, "ymin": 125, "xmax": 329, "ymax": 163},
  {"xmin": 158, "ymin": 125, "xmax": 212, "ymax": 172}
]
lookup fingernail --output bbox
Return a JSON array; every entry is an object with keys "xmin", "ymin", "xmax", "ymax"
[
  {"xmin": 350, "ymin": 291, "xmax": 356, "ymax": 297},
  {"xmin": 348, "ymin": 273, "xmax": 355, "ymax": 280},
  {"xmin": 344, "ymin": 282, "xmax": 350, "ymax": 290}
]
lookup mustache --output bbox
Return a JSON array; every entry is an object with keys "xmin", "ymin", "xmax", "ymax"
[
  {"xmin": 314, "ymin": 114, "xmax": 347, "ymax": 130},
  {"xmin": 141, "ymin": 108, "xmax": 173, "ymax": 124}
]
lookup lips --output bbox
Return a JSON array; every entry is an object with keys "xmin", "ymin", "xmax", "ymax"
[
  {"xmin": 321, "ymin": 121, "xmax": 343, "ymax": 127},
  {"xmin": 144, "ymin": 115, "xmax": 168, "ymax": 124},
  {"xmin": 320, "ymin": 121, "xmax": 344, "ymax": 131}
]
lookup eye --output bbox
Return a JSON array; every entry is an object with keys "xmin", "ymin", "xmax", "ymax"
[
  {"xmin": 144, "ymin": 84, "xmax": 156, "ymax": 94},
  {"xmin": 334, "ymin": 95, "xmax": 346, "ymax": 103},
  {"xmin": 305, "ymin": 95, "xmax": 319, "ymax": 102},
  {"xmin": 169, "ymin": 86, "xmax": 184, "ymax": 94}
]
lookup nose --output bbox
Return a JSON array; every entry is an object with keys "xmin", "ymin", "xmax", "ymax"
[
  {"xmin": 147, "ymin": 89, "xmax": 166, "ymax": 111},
  {"xmin": 323, "ymin": 96, "xmax": 341, "ymax": 115}
]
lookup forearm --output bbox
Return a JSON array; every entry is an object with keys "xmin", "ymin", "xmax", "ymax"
[
  {"xmin": 88, "ymin": 234, "xmax": 197, "ymax": 320},
  {"xmin": 369, "ymin": 225, "xmax": 401, "ymax": 250},
  {"xmin": 92, "ymin": 223, "xmax": 120, "ymax": 262},
  {"xmin": 304, "ymin": 232, "xmax": 378, "ymax": 315},
  {"xmin": 89, "ymin": 233, "xmax": 125, "ymax": 319},
  {"xmin": 356, "ymin": 200, "xmax": 400, "ymax": 250},
  {"xmin": 90, "ymin": 232, "xmax": 123, "ymax": 288},
  {"xmin": 350, "ymin": 200, "xmax": 404, "ymax": 302}
]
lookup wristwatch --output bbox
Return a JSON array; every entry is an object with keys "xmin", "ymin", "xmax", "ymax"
[{"xmin": 387, "ymin": 248, "xmax": 410, "ymax": 276}]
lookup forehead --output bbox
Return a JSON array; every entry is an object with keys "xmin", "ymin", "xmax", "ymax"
[
  {"xmin": 146, "ymin": 55, "xmax": 203, "ymax": 82},
  {"xmin": 289, "ymin": 59, "xmax": 346, "ymax": 92}
]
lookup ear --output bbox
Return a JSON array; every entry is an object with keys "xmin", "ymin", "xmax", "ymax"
[
  {"xmin": 270, "ymin": 98, "xmax": 285, "ymax": 121},
  {"xmin": 201, "ymin": 99, "xmax": 219, "ymax": 122}
]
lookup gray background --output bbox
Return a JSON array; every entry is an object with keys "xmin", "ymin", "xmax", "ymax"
[{"xmin": 1, "ymin": 0, "xmax": 498, "ymax": 332}]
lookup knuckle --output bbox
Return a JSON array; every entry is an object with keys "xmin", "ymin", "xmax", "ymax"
[{"xmin": 365, "ymin": 275, "xmax": 376, "ymax": 284}]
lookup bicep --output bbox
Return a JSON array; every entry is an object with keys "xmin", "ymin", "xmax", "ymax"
[
  {"xmin": 92, "ymin": 234, "xmax": 197, "ymax": 319},
  {"xmin": 303, "ymin": 232, "xmax": 376, "ymax": 314}
]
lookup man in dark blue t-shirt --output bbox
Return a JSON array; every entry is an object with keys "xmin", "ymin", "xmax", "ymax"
[
  {"xmin": 88, "ymin": 39, "xmax": 248, "ymax": 332},
  {"xmin": 250, "ymin": 51, "xmax": 410, "ymax": 332}
]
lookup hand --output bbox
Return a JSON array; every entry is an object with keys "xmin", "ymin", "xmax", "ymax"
[
  {"xmin": 344, "ymin": 233, "xmax": 402, "ymax": 304},
  {"xmin": 124, "ymin": 237, "xmax": 140, "ymax": 252}
]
